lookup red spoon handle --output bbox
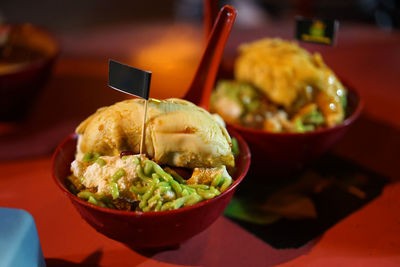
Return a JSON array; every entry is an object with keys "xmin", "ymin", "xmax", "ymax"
[
  {"xmin": 184, "ymin": 5, "xmax": 237, "ymax": 110},
  {"xmin": 203, "ymin": 0, "xmax": 219, "ymax": 39}
]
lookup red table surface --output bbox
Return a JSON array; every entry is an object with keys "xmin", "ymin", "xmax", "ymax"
[{"xmin": 0, "ymin": 22, "xmax": 400, "ymax": 266}]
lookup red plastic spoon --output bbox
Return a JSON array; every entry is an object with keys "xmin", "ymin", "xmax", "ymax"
[
  {"xmin": 184, "ymin": 5, "xmax": 237, "ymax": 110},
  {"xmin": 203, "ymin": 0, "xmax": 219, "ymax": 39}
]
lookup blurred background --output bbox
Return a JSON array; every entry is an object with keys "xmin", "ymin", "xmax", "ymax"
[
  {"xmin": 1, "ymin": 0, "xmax": 400, "ymax": 31},
  {"xmin": 0, "ymin": 0, "xmax": 399, "ymax": 161}
]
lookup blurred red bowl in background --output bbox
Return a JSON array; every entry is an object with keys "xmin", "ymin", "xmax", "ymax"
[
  {"xmin": 0, "ymin": 23, "xmax": 59, "ymax": 121},
  {"xmin": 52, "ymin": 129, "xmax": 250, "ymax": 249}
]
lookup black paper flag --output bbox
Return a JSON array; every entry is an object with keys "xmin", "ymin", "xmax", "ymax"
[{"xmin": 108, "ymin": 59, "xmax": 151, "ymax": 99}]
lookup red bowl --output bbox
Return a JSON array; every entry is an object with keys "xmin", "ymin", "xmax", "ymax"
[
  {"xmin": 229, "ymin": 86, "xmax": 363, "ymax": 175},
  {"xmin": 52, "ymin": 129, "xmax": 250, "ymax": 249},
  {"xmin": 0, "ymin": 24, "xmax": 59, "ymax": 121}
]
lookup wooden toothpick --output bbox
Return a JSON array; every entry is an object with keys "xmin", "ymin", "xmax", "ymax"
[
  {"xmin": 139, "ymin": 99, "xmax": 148, "ymax": 155},
  {"xmin": 108, "ymin": 60, "xmax": 152, "ymax": 155}
]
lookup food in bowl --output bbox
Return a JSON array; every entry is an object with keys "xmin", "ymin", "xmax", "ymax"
[
  {"xmin": 52, "ymin": 126, "xmax": 249, "ymax": 248},
  {"xmin": 67, "ymin": 98, "xmax": 240, "ymax": 212},
  {"xmin": 210, "ymin": 38, "xmax": 347, "ymax": 133},
  {"xmin": 0, "ymin": 24, "xmax": 56, "ymax": 74},
  {"xmin": 0, "ymin": 23, "xmax": 58, "ymax": 121}
]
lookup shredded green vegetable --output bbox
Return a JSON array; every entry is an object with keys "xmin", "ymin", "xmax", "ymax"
[
  {"xmin": 82, "ymin": 152, "xmax": 102, "ymax": 163},
  {"xmin": 72, "ymin": 155, "xmax": 233, "ymax": 212},
  {"xmin": 231, "ymin": 137, "xmax": 240, "ymax": 158},
  {"xmin": 129, "ymin": 159, "xmax": 233, "ymax": 211},
  {"xmin": 111, "ymin": 168, "xmax": 125, "ymax": 182},
  {"xmin": 303, "ymin": 109, "xmax": 324, "ymax": 125},
  {"xmin": 340, "ymin": 90, "xmax": 347, "ymax": 111},
  {"xmin": 95, "ymin": 158, "xmax": 106, "ymax": 166},
  {"xmin": 82, "ymin": 152, "xmax": 93, "ymax": 162},
  {"xmin": 109, "ymin": 182, "xmax": 119, "ymax": 199},
  {"xmin": 294, "ymin": 119, "xmax": 315, "ymax": 133},
  {"xmin": 77, "ymin": 191, "xmax": 112, "ymax": 208}
]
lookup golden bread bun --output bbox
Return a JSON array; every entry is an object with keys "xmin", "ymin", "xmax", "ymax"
[
  {"xmin": 235, "ymin": 38, "xmax": 346, "ymax": 126},
  {"xmin": 76, "ymin": 98, "xmax": 234, "ymax": 168}
]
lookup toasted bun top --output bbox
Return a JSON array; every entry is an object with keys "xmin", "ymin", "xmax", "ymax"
[
  {"xmin": 76, "ymin": 98, "xmax": 234, "ymax": 168},
  {"xmin": 235, "ymin": 38, "xmax": 345, "ymax": 125}
]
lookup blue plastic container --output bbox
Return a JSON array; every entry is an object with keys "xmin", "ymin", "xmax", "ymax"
[{"xmin": 0, "ymin": 208, "xmax": 45, "ymax": 267}]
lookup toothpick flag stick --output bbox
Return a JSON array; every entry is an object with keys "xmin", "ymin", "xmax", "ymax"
[
  {"xmin": 139, "ymin": 99, "xmax": 148, "ymax": 154},
  {"xmin": 108, "ymin": 59, "xmax": 152, "ymax": 155}
]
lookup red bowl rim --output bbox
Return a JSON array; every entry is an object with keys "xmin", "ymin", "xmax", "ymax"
[
  {"xmin": 52, "ymin": 128, "xmax": 251, "ymax": 217},
  {"xmin": 225, "ymin": 85, "xmax": 363, "ymax": 137},
  {"xmin": 0, "ymin": 23, "xmax": 60, "ymax": 78}
]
